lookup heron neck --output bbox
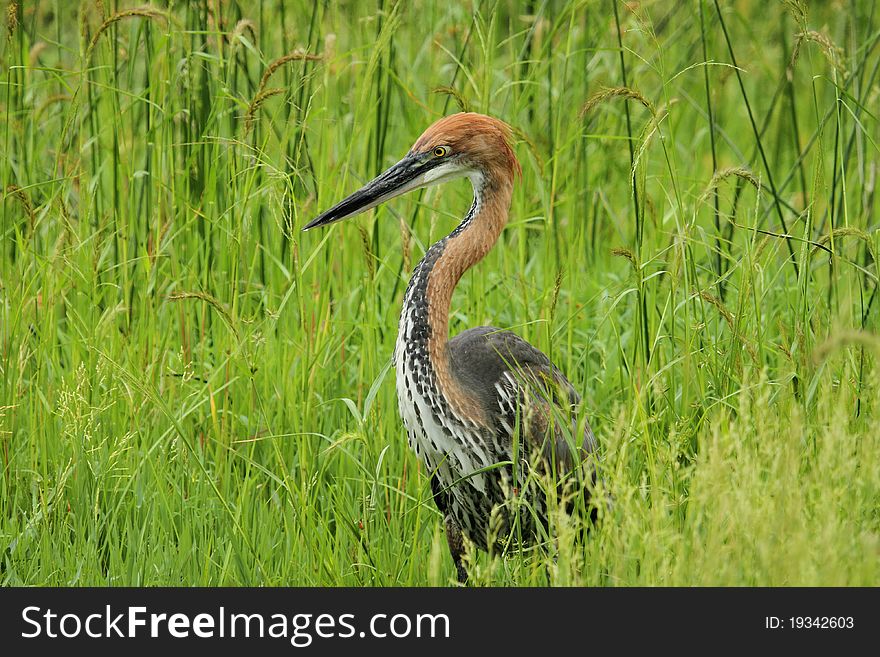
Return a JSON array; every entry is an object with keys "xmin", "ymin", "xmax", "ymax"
[
  {"xmin": 400, "ymin": 175, "xmax": 512, "ymax": 425},
  {"xmin": 424, "ymin": 176, "xmax": 512, "ymax": 348}
]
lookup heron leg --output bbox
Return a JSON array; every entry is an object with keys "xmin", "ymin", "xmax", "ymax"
[
  {"xmin": 444, "ymin": 514, "xmax": 468, "ymax": 584},
  {"xmin": 430, "ymin": 474, "xmax": 468, "ymax": 583}
]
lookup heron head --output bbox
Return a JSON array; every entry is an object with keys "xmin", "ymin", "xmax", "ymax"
[{"xmin": 303, "ymin": 112, "xmax": 520, "ymax": 231}]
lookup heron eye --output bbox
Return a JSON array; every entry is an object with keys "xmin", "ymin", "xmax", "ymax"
[{"xmin": 432, "ymin": 146, "xmax": 449, "ymax": 158}]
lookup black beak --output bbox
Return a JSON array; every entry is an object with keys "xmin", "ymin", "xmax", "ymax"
[{"xmin": 303, "ymin": 155, "xmax": 426, "ymax": 231}]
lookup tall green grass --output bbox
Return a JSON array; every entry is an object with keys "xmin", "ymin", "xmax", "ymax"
[{"xmin": 1, "ymin": 0, "xmax": 878, "ymax": 585}]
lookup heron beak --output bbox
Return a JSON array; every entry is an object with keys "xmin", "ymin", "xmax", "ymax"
[{"xmin": 303, "ymin": 155, "xmax": 428, "ymax": 231}]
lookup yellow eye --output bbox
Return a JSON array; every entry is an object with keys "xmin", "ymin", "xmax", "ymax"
[{"xmin": 433, "ymin": 146, "xmax": 449, "ymax": 157}]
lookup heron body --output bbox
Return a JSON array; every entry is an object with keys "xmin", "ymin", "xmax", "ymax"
[{"xmin": 306, "ymin": 113, "xmax": 597, "ymax": 582}]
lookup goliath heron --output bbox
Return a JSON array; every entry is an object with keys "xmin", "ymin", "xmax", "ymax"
[{"xmin": 305, "ymin": 113, "xmax": 597, "ymax": 582}]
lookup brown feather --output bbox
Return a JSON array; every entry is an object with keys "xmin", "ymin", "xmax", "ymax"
[
  {"xmin": 411, "ymin": 112, "xmax": 522, "ymax": 183},
  {"xmin": 426, "ymin": 181, "xmax": 513, "ymax": 427}
]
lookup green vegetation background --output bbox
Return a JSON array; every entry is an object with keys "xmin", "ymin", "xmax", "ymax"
[{"xmin": 1, "ymin": 0, "xmax": 878, "ymax": 585}]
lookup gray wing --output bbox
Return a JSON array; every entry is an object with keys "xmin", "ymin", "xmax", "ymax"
[{"xmin": 447, "ymin": 326, "xmax": 597, "ymax": 473}]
